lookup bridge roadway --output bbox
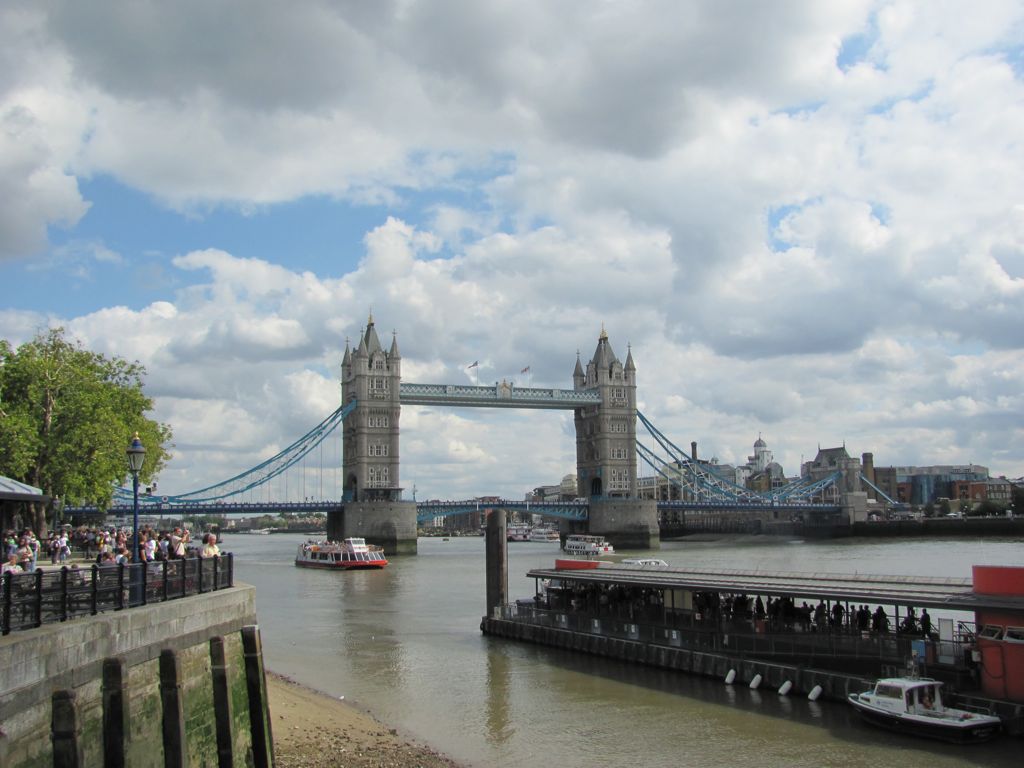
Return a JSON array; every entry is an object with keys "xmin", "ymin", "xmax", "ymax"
[{"xmin": 68, "ymin": 498, "xmax": 841, "ymax": 525}]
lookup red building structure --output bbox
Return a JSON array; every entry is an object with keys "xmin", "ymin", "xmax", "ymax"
[{"xmin": 972, "ymin": 565, "xmax": 1024, "ymax": 702}]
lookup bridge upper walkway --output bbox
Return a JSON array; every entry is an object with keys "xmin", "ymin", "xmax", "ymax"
[{"xmin": 398, "ymin": 382, "xmax": 600, "ymax": 409}]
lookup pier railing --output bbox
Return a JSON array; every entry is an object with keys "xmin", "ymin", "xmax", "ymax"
[
  {"xmin": 1, "ymin": 554, "xmax": 234, "ymax": 635},
  {"xmin": 501, "ymin": 602, "xmax": 971, "ymax": 674}
]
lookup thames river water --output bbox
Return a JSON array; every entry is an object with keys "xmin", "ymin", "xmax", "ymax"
[{"xmin": 228, "ymin": 532, "xmax": 1022, "ymax": 767}]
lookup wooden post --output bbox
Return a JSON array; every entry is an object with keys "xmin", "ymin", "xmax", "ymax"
[
  {"xmin": 102, "ymin": 657, "xmax": 129, "ymax": 768},
  {"xmin": 242, "ymin": 625, "xmax": 275, "ymax": 768},
  {"xmin": 51, "ymin": 690, "xmax": 82, "ymax": 768},
  {"xmin": 210, "ymin": 636, "xmax": 235, "ymax": 768},
  {"xmin": 485, "ymin": 508, "xmax": 508, "ymax": 617},
  {"xmin": 159, "ymin": 649, "xmax": 186, "ymax": 768}
]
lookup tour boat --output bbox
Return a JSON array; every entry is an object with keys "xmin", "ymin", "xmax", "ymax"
[
  {"xmin": 562, "ymin": 534, "xmax": 615, "ymax": 556},
  {"xmin": 295, "ymin": 538, "xmax": 388, "ymax": 570},
  {"xmin": 529, "ymin": 527, "xmax": 561, "ymax": 543},
  {"xmin": 507, "ymin": 525, "xmax": 532, "ymax": 542},
  {"xmin": 848, "ymin": 677, "xmax": 1001, "ymax": 743}
]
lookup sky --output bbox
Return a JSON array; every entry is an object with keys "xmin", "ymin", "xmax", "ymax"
[{"xmin": 1, "ymin": 1, "xmax": 1023, "ymax": 501}]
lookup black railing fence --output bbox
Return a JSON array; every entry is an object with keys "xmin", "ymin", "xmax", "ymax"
[{"xmin": 1, "ymin": 554, "xmax": 234, "ymax": 635}]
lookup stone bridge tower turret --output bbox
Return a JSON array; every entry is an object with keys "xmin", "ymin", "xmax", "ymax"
[
  {"xmin": 574, "ymin": 328, "xmax": 638, "ymax": 498},
  {"xmin": 573, "ymin": 328, "xmax": 657, "ymax": 549},
  {"xmin": 341, "ymin": 314, "xmax": 403, "ymax": 502},
  {"xmin": 335, "ymin": 314, "xmax": 416, "ymax": 554}
]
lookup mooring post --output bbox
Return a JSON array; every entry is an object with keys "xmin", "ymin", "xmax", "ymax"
[
  {"xmin": 210, "ymin": 636, "xmax": 235, "ymax": 768},
  {"xmin": 159, "ymin": 649, "xmax": 186, "ymax": 768},
  {"xmin": 51, "ymin": 689, "xmax": 82, "ymax": 768},
  {"xmin": 242, "ymin": 625, "xmax": 275, "ymax": 768},
  {"xmin": 102, "ymin": 657, "xmax": 129, "ymax": 768},
  {"xmin": 485, "ymin": 508, "xmax": 508, "ymax": 617}
]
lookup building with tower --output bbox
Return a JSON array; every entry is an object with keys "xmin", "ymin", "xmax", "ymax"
[{"xmin": 743, "ymin": 435, "xmax": 787, "ymax": 492}]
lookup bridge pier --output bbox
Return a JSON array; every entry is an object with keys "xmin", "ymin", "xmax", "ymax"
[
  {"xmin": 327, "ymin": 501, "xmax": 418, "ymax": 555},
  {"xmin": 841, "ymin": 491, "xmax": 868, "ymax": 523},
  {"xmin": 587, "ymin": 498, "xmax": 660, "ymax": 550}
]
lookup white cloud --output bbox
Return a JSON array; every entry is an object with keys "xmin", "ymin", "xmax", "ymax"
[{"xmin": 1, "ymin": 1, "xmax": 1022, "ymax": 495}]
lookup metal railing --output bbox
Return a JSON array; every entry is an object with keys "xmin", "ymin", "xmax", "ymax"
[
  {"xmin": 498, "ymin": 602, "xmax": 972, "ymax": 672},
  {"xmin": 1, "ymin": 554, "xmax": 234, "ymax": 635}
]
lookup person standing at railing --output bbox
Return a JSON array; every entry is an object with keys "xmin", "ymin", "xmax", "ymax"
[
  {"xmin": 16, "ymin": 537, "xmax": 33, "ymax": 572},
  {"xmin": 25, "ymin": 529, "xmax": 39, "ymax": 571},
  {"xmin": 200, "ymin": 533, "xmax": 221, "ymax": 558},
  {"xmin": 2, "ymin": 552, "xmax": 22, "ymax": 574},
  {"xmin": 169, "ymin": 528, "xmax": 189, "ymax": 559}
]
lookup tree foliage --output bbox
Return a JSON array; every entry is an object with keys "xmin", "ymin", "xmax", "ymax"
[{"xmin": 0, "ymin": 328, "xmax": 172, "ymax": 510}]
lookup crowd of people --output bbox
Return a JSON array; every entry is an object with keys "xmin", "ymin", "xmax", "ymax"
[
  {"xmin": 2, "ymin": 524, "xmax": 222, "ymax": 575},
  {"xmin": 689, "ymin": 591, "xmax": 936, "ymax": 639},
  {"xmin": 547, "ymin": 581, "xmax": 938, "ymax": 641}
]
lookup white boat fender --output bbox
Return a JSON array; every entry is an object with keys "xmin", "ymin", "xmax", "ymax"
[
  {"xmin": 749, "ymin": 674, "xmax": 762, "ymax": 690},
  {"xmin": 724, "ymin": 669, "xmax": 736, "ymax": 685},
  {"xmin": 778, "ymin": 680, "xmax": 792, "ymax": 696},
  {"xmin": 808, "ymin": 685, "xmax": 823, "ymax": 701}
]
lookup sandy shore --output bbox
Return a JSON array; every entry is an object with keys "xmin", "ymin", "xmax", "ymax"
[{"xmin": 267, "ymin": 672, "xmax": 464, "ymax": 768}]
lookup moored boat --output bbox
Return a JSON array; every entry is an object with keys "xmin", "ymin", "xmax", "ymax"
[
  {"xmin": 848, "ymin": 676, "xmax": 1001, "ymax": 743},
  {"xmin": 562, "ymin": 534, "xmax": 614, "ymax": 556},
  {"xmin": 295, "ymin": 538, "xmax": 388, "ymax": 570},
  {"xmin": 529, "ymin": 527, "xmax": 560, "ymax": 542},
  {"xmin": 507, "ymin": 525, "xmax": 532, "ymax": 542}
]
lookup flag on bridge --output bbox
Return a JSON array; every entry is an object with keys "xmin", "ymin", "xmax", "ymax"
[
  {"xmin": 467, "ymin": 361, "xmax": 478, "ymax": 369},
  {"xmin": 521, "ymin": 366, "xmax": 530, "ymax": 374}
]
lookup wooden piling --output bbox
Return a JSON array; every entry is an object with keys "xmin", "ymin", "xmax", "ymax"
[{"xmin": 485, "ymin": 508, "xmax": 508, "ymax": 617}]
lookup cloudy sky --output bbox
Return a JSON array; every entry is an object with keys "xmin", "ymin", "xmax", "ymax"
[{"xmin": 1, "ymin": 1, "xmax": 1022, "ymax": 501}]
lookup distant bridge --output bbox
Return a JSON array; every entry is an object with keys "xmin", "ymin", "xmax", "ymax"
[{"xmin": 68, "ymin": 496, "xmax": 842, "ymax": 528}]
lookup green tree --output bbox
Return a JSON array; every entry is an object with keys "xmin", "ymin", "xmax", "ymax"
[
  {"xmin": 974, "ymin": 499, "xmax": 1001, "ymax": 518},
  {"xmin": 0, "ymin": 328, "xmax": 172, "ymax": 531}
]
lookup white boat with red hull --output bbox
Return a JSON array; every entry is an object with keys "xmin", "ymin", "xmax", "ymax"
[
  {"xmin": 295, "ymin": 538, "xmax": 388, "ymax": 570},
  {"xmin": 848, "ymin": 676, "xmax": 1001, "ymax": 744}
]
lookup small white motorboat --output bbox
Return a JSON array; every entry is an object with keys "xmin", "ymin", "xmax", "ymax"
[{"xmin": 848, "ymin": 676, "xmax": 1001, "ymax": 743}]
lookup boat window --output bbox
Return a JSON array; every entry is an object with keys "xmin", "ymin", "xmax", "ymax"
[
  {"xmin": 1005, "ymin": 626, "xmax": 1024, "ymax": 643},
  {"xmin": 333, "ymin": 553, "xmax": 341, "ymax": 561},
  {"xmin": 978, "ymin": 625, "xmax": 1005, "ymax": 640},
  {"xmin": 874, "ymin": 684, "xmax": 903, "ymax": 699}
]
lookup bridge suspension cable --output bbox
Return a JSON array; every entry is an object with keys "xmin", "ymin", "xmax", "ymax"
[
  {"xmin": 635, "ymin": 411, "xmax": 844, "ymax": 506},
  {"xmin": 152, "ymin": 400, "xmax": 357, "ymax": 504},
  {"xmin": 635, "ymin": 411, "xmax": 767, "ymax": 503}
]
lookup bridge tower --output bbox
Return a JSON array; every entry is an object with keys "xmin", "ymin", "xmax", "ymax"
[
  {"xmin": 333, "ymin": 314, "xmax": 417, "ymax": 554},
  {"xmin": 573, "ymin": 329, "xmax": 659, "ymax": 549}
]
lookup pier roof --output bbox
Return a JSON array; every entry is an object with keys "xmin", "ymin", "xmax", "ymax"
[{"xmin": 525, "ymin": 564, "xmax": 1024, "ymax": 613}]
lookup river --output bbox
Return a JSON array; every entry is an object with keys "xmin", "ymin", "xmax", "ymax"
[{"xmin": 227, "ymin": 532, "xmax": 1022, "ymax": 767}]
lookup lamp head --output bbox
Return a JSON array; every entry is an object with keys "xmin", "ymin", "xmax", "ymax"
[{"xmin": 126, "ymin": 432, "xmax": 146, "ymax": 474}]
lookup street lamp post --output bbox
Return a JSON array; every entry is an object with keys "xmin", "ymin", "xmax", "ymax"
[{"xmin": 126, "ymin": 433, "xmax": 146, "ymax": 562}]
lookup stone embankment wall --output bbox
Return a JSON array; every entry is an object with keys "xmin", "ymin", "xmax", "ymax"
[{"xmin": 0, "ymin": 585, "xmax": 273, "ymax": 767}]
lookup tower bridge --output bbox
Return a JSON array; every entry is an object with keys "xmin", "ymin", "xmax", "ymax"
[
  {"xmin": 67, "ymin": 315, "xmax": 866, "ymax": 553},
  {"xmin": 335, "ymin": 315, "xmax": 656, "ymax": 553}
]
